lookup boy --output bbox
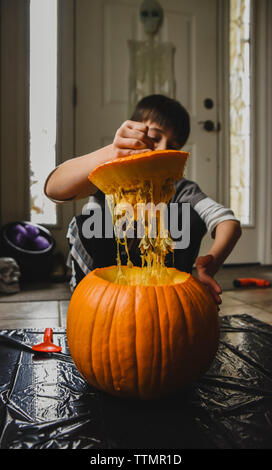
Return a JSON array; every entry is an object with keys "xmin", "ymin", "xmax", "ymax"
[{"xmin": 45, "ymin": 95, "xmax": 242, "ymax": 304}]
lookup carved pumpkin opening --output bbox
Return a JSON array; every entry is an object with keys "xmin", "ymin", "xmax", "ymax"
[{"xmin": 94, "ymin": 265, "xmax": 190, "ymax": 286}]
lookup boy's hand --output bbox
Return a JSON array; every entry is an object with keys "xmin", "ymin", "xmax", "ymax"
[
  {"xmin": 111, "ymin": 120, "xmax": 155, "ymax": 159},
  {"xmin": 195, "ymin": 254, "xmax": 222, "ymax": 305}
]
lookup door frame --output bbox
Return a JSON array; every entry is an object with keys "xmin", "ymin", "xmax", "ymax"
[
  {"xmin": 48, "ymin": 0, "xmax": 76, "ymax": 256},
  {"xmin": 0, "ymin": 0, "xmax": 76, "ymax": 257},
  {"xmin": 217, "ymin": 0, "xmax": 272, "ymax": 265},
  {"xmin": 0, "ymin": 0, "xmax": 30, "ymax": 224},
  {"xmin": 255, "ymin": 0, "xmax": 272, "ymax": 264},
  {"xmin": 1, "ymin": 0, "xmax": 271, "ymax": 262}
]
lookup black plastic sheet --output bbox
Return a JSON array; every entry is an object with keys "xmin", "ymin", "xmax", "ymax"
[{"xmin": 0, "ymin": 314, "xmax": 272, "ymax": 449}]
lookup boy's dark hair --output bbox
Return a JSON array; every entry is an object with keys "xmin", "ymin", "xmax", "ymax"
[{"xmin": 130, "ymin": 94, "xmax": 190, "ymax": 149}]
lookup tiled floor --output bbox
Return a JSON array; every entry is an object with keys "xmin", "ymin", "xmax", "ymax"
[
  {"xmin": 219, "ymin": 290, "xmax": 272, "ymax": 325},
  {"xmin": 0, "ymin": 282, "xmax": 71, "ymax": 329},
  {"xmin": 0, "ymin": 265, "xmax": 272, "ymax": 329}
]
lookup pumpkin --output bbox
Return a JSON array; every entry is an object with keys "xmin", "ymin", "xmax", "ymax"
[
  {"xmin": 66, "ymin": 149, "xmax": 219, "ymax": 399},
  {"xmin": 67, "ymin": 266, "xmax": 219, "ymax": 399},
  {"xmin": 89, "ymin": 149, "xmax": 189, "ymax": 205}
]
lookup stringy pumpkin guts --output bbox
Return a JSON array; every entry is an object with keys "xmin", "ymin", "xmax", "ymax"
[{"xmin": 89, "ymin": 150, "xmax": 189, "ymax": 285}]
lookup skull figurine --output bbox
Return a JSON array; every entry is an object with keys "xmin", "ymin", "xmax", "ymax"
[
  {"xmin": 0, "ymin": 258, "xmax": 21, "ymax": 294},
  {"xmin": 139, "ymin": 0, "xmax": 163, "ymax": 35}
]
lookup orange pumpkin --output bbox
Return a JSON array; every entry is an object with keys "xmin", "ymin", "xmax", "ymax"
[
  {"xmin": 67, "ymin": 266, "xmax": 219, "ymax": 399},
  {"xmin": 66, "ymin": 149, "xmax": 219, "ymax": 399}
]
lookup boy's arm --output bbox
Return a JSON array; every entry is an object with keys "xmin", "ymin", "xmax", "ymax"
[
  {"xmin": 45, "ymin": 121, "xmax": 154, "ymax": 202},
  {"xmin": 45, "ymin": 144, "xmax": 114, "ymax": 201},
  {"xmin": 195, "ymin": 220, "xmax": 242, "ymax": 304},
  {"xmin": 173, "ymin": 184, "xmax": 241, "ymax": 304}
]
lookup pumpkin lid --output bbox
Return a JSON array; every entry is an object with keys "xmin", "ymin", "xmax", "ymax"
[{"xmin": 88, "ymin": 150, "xmax": 189, "ymax": 196}]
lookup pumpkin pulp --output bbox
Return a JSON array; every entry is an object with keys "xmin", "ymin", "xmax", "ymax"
[{"xmin": 89, "ymin": 150, "xmax": 190, "ymax": 285}]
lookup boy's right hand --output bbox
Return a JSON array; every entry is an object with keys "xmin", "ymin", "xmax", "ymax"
[{"xmin": 111, "ymin": 120, "xmax": 155, "ymax": 159}]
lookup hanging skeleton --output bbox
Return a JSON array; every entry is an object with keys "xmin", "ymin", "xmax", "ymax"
[{"xmin": 128, "ymin": 0, "xmax": 176, "ymax": 115}]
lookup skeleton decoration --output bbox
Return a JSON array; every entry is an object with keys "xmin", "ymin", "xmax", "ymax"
[
  {"xmin": 128, "ymin": 0, "xmax": 175, "ymax": 114},
  {"xmin": 0, "ymin": 258, "xmax": 21, "ymax": 294},
  {"xmin": 139, "ymin": 0, "xmax": 163, "ymax": 35},
  {"xmin": 128, "ymin": 40, "xmax": 176, "ymax": 114}
]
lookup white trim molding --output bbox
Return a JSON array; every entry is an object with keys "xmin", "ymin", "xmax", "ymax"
[{"xmin": 216, "ymin": 0, "xmax": 230, "ymax": 207}]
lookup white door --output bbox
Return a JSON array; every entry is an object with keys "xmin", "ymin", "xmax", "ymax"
[{"xmin": 74, "ymin": 0, "xmax": 240, "ymax": 260}]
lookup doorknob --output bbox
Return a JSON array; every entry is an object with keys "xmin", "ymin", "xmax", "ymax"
[{"xmin": 198, "ymin": 120, "xmax": 221, "ymax": 132}]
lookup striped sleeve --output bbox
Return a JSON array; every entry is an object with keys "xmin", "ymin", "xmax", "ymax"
[{"xmin": 194, "ymin": 197, "xmax": 240, "ymax": 237}]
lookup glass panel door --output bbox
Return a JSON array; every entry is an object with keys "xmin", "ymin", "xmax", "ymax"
[
  {"xmin": 29, "ymin": 0, "xmax": 58, "ymax": 225},
  {"xmin": 229, "ymin": 0, "xmax": 252, "ymax": 225}
]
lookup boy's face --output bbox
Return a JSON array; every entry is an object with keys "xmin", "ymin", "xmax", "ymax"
[{"xmin": 144, "ymin": 120, "xmax": 181, "ymax": 151}]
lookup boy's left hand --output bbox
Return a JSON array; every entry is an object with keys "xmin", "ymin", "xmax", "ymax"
[{"xmin": 195, "ymin": 254, "xmax": 222, "ymax": 305}]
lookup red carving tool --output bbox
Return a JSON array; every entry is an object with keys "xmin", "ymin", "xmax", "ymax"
[
  {"xmin": 32, "ymin": 328, "xmax": 62, "ymax": 353},
  {"xmin": 233, "ymin": 278, "xmax": 271, "ymax": 288}
]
